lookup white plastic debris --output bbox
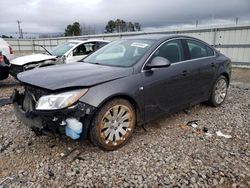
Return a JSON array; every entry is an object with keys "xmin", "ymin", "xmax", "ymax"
[
  {"xmin": 189, "ymin": 122, "xmax": 198, "ymax": 128},
  {"xmin": 216, "ymin": 131, "xmax": 232, "ymax": 139},
  {"xmin": 205, "ymin": 132, "xmax": 213, "ymax": 137},
  {"xmin": 187, "ymin": 120, "xmax": 199, "ymax": 128}
]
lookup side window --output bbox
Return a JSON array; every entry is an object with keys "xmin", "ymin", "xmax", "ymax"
[
  {"xmin": 187, "ymin": 39, "xmax": 214, "ymax": 59},
  {"xmin": 206, "ymin": 46, "xmax": 214, "ymax": 56},
  {"xmin": 73, "ymin": 42, "xmax": 97, "ymax": 56},
  {"xmin": 73, "ymin": 44, "xmax": 87, "ymax": 56},
  {"xmin": 152, "ymin": 40, "xmax": 184, "ymax": 63},
  {"xmin": 84, "ymin": 42, "xmax": 97, "ymax": 54}
]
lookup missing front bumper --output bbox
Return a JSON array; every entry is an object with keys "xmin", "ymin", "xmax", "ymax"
[
  {"xmin": 12, "ymin": 89, "xmax": 96, "ymax": 139},
  {"xmin": 13, "ymin": 102, "xmax": 43, "ymax": 129}
]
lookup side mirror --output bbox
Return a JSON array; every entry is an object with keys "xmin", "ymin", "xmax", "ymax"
[
  {"xmin": 60, "ymin": 55, "xmax": 67, "ymax": 64},
  {"xmin": 145, "ymin": 56, "xmax": 171, "ymax": 70}
]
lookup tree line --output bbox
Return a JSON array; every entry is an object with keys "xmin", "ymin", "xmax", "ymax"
[
  {"xmin": 105, "ymin": 19, "xmax": 141, "ymax": 33},
  {"xmin": 64, "ymin": 19, "xmax": 142, "ymax": 36}
]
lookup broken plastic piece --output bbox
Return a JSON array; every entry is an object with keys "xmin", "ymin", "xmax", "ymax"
[
  {"xmin": 187, "ymin": 120, "xmax": 199, "ymax": 128},
  {"xmin": 190, "ymin": 123, "xmax": 198, "ymax": 128},
  {"xmin": 216, "ymin": 131, "xmax": 232, "ymax": 139},
  {"xmin": 48, "ymin": 169, "xmax": 54, "ymax": 177},
  {"xmin": 203, "ymin": 127, "xmax": 208, "ymax": 133}
]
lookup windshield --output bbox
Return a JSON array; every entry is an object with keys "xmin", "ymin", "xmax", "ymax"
[
  {"xmin": 50, "ymin": 42, "xmax": 79, "ymax": 56},
  {"xmin": 83, "ymin": 39, "xmax": 155, "ymax": 67}
]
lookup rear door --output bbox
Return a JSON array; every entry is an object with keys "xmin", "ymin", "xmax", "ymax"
[{"xmin": 184, "ymin": 39, "xmax": 217, "ymax": 100}]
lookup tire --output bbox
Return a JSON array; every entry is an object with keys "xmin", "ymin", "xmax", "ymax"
[
  {"xmin": 89, "ymin": 98, "xmax": 136, "ymax": 151},
  {"xmin": 207, "ymin": 75, "xmax": 228, "ymax": 107}
]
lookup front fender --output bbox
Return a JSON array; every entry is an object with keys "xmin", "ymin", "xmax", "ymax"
[{"xmin": 79, "ymin": 73, "xmax": 145, "ymax": 124}]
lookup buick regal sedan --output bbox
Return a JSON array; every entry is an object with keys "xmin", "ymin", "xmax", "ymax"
[{"xmin": 13, "ymin": 35, "xmax": 231, "ymax": 150}]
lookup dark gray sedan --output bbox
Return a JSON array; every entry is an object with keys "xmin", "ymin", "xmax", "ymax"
[{"xmin": 13, "ymin": 35, "xmax": 231, "ymax": 150}]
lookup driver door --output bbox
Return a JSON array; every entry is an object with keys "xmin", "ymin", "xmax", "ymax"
[
  {"xmin": 66, "ymin": 42, "xmax": 96, "ymax": 63},
  {"xmin": 142, "ymin": 39, "xmax": 199, "ymax": 122}
]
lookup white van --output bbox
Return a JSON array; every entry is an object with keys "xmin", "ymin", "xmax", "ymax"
[{"xmin": 0, "ymin": 38, "xmax": 15, "ymax": 61}]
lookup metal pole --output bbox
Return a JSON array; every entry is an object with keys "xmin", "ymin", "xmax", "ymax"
[
  {"xmin": 17, "ymin": 39, "xmax": 21, "ymax": 55},
  {"xmin": 212, "ymin": 28, "xmax": 217, "ymax": 46},
  {"xmin": 17, "ymin": 20, "xmax": 21, "ymax": 39}
]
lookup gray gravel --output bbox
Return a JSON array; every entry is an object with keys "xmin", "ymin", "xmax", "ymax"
[{"xmin": 0, "ymin": 71, "xmax": 250, "ymax": 187}]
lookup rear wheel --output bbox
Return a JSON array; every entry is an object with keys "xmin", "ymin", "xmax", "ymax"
[
  {"xmin": 90, "ymin": 99, "xmax": 136, "ymax": 150},
  {"xmin": 207, "ymin": 75, "xmax": 228, "ymax": 107}
]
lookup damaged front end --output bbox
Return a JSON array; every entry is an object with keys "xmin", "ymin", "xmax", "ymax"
[
  {"xmin": 12, "ymin": 86, "xmax": 96, "ymax": 140},
  {"xmin": 10, "ymin": 59, "xmax": 58, "ymax": 78}
]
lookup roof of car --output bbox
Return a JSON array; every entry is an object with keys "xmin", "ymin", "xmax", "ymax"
[
  {"xmin": 124, "ymin": 34, "xmax": 194, "ymax": 41},
  {"xmin": 68, "ymin": 39, "xmax": 110, "ymax": 43}
]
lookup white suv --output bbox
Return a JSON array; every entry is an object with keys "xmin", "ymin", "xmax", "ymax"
[{"xmin": 0, "ymin": 38, "xmax": 14, "ymax": 80}]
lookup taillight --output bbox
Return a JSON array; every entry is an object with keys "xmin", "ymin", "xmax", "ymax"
[
  {"xmin": 0, "ymin": 55, "xmax": 3, "ymax": 63},
  {"xmin": 9, "ymin": 46, "xmax": 13, "ymax": 54}
]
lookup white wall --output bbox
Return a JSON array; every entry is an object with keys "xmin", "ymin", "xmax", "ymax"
[{"xmin": 5, "ymin": 24, "xmax": 250, "ymax": 63}]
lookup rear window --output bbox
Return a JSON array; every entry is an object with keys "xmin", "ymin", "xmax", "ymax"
[{"xmin": 187, "ymin": 39, "xmax": 214, "ymax": 59}]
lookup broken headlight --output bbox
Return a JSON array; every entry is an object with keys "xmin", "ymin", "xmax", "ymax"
[{"xmin": 36, "ymin": 89, "xmax": 88, "ymax": 110}]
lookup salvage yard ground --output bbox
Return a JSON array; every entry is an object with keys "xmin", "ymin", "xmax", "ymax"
[{"xmin": 0, "ymin": 68, "xmax": 249, "ymax": 187}]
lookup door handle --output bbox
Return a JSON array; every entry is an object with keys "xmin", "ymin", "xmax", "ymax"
[
  {"xmin": 181, "ymin": 70, "xmax": 188, "ymax": 76},
  {"xmin": 211, "ymin": 62, "xmax": 215, "ymax": 67}
]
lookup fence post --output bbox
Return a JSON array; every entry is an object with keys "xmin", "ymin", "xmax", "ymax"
[
  {"xmin": 212, "ymin": 28, "xmax": 217, "ymax": 46},
  {"xmin": 32, "ymin": 40, "xmax": 35, "ymax": 53},
  {"xmin": 17, "ymin": 39, "xmax": 21, "ymax": 55}
]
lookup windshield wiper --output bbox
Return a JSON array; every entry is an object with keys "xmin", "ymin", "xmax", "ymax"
[
  {"xmin": 33, "ymin": 44, "xmax": 52, "ymax": 55},
  {"xmin": 84, "ymin": 61, "xmax": 100, "ymax": 65}
]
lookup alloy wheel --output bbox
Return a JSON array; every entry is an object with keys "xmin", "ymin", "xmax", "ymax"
[
  {"xmin": 100, "ymin": 105, "xmax": 133, "ymax": 147},
  {"xmin": 214, "ymin": 78, "xmax": 227, "ymax": 104}
]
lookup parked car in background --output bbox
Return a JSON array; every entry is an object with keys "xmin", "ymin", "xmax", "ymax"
[
  {"xmin": 10, "ymin": 39, "xmax": 109, "ymax": 77},
  {"xmin": 0, "ymin": 38, "xmax": 14, "ymax": 80},
  {"xmin": 13, "ymin": 35, "xmax": 231, "ymax": 150}
]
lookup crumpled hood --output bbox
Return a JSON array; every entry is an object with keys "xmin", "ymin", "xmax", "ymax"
[
  {"xmin": 17, "ymin": 62, "xmax": 133, "ymax": 90},
  {"xmin": 11, "ymin": 54, "xmax": 57, "ymax": 66}
]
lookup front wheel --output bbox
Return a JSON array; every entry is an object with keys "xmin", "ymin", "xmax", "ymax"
[
  {"xmin": 207, "ymin": 75, "xmax": 228, "ymax": 107},
  {"xmin": 89, "ymin": 99, "xmax": 136, "ymax": 151}
]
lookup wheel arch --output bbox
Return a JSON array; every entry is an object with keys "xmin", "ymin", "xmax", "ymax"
[
  {"xmin": 97, "ymin": 94, "xmax": 142, "ymax": 125},
  {"xmin": 221, "ymin": 72, "xmax": 230, "ymax": 84}
]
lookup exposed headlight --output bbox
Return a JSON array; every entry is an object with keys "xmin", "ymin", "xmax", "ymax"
[{"xmin": 36, "ymin": 89, "xmax": 88, "ymax": 110}]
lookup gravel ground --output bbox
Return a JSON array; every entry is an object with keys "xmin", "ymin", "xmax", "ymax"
[{"xmin": 0, "ymin": 68, "xmax": 249, "ymax": 187}]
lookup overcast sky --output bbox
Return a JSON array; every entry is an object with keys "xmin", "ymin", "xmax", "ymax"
[{"xmin": 0, "ymin": 0, "xmax": 250, "ymax": 35}]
